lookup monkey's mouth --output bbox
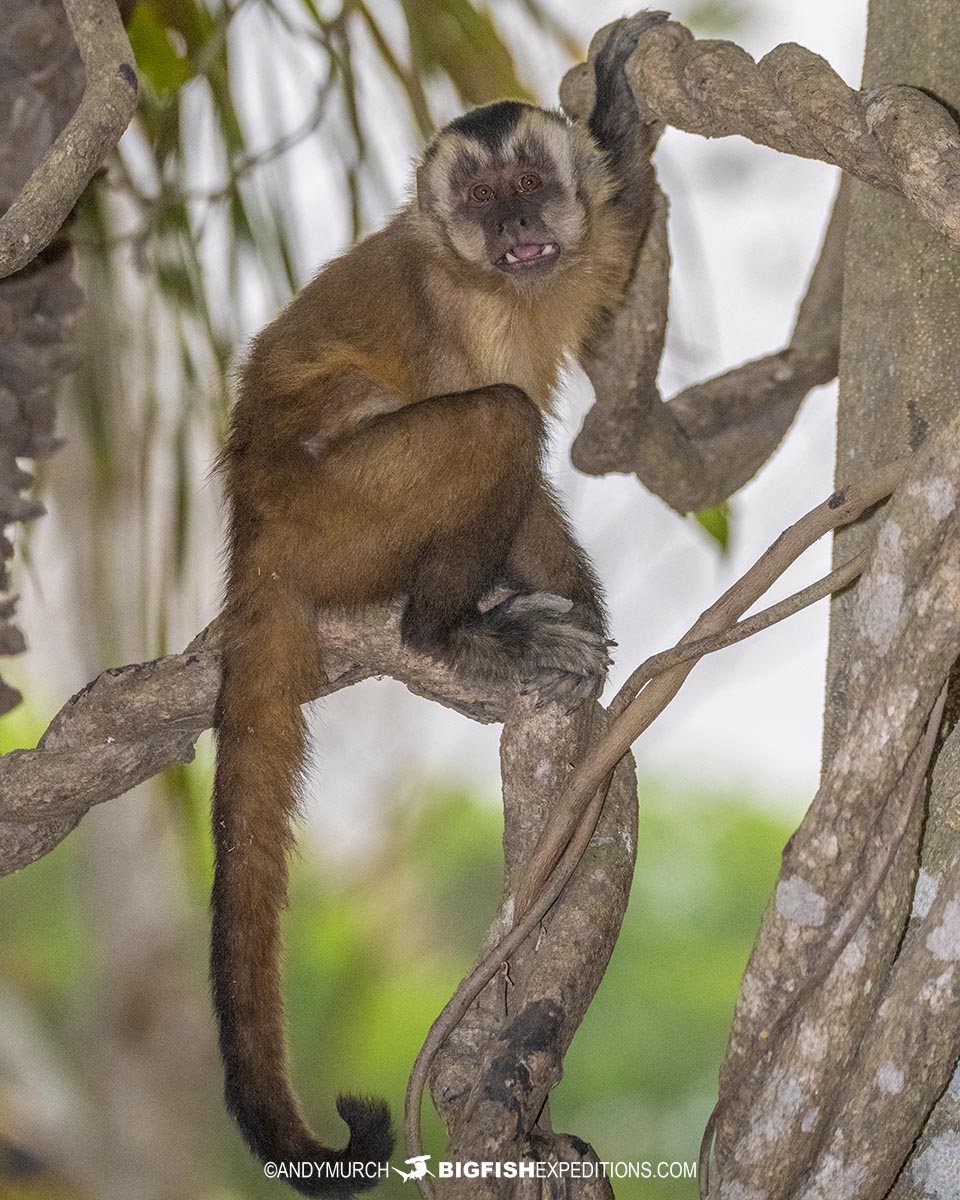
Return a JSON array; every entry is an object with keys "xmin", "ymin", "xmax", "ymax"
[{"xmin": 496, "ymin": 243, "xmax": 560, "ymax": 273}]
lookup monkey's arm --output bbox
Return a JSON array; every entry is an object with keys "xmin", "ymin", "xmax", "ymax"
[
  {"xmin": 587, "ymin": 13, "xmax": 666, "ymax": 219},
  {"xmin": 298, "ymin": 370, "xmax": 405, "ymax": 458},
  {"xmin": 286, "ymin": 362, "xmax": 408, "ymax": 456}
]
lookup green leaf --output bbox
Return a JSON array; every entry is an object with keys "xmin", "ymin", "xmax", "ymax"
[
  {"xmin": 154, "ymin": 258, "xmax": 200, "ymax": 311},
  {"xmin": 148, "ymin": 0, "xmax": 217, "ymax": 57},
  {"xmin": 401, "ymin": 0, "xmax": 533, "ymax": 106},
  {"xmin": 693, "ymin": 502, "xmax": 731, "ymax": 551},
  {"xmin": 127, "ymin": 1, "xmax": 192, "ymax": 98}
]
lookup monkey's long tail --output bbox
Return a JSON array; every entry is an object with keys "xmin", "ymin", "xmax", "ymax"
[{"xmin": 211, "ymin": 583, "xmax": 394, "ymax": 1197}]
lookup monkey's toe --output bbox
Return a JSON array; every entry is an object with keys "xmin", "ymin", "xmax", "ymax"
[
  {"xmin": 524, "ymin": 619, "xmax": 613, "ymax": 676},
  {"xmin": 489, "ymin": 590, "xmax": 574, "ymax": 621},
  {"xmin": 615, "ymin": 11, "xmax": 670, "ymax": 45},
  {"xmin": 523, "ymin": 666, "xmax": 604, "ymax": 712}
]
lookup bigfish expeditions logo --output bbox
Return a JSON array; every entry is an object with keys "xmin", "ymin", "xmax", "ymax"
[{"xmin": 263, "ymin": 1154, "xmax": 696, "ymax": 1185}]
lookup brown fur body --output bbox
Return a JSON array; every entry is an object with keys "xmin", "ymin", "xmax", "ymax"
[{"xmin": 212, "ymin": 22, "xmax": 649, "ymax": 1195}]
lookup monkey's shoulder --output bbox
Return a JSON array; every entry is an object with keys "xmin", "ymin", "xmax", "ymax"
[{"xmin": 241, "ymin": 217, "xmax": 428, "ymax": 399}]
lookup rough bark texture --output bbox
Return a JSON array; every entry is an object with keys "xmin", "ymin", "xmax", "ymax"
[
  {"xmin": 560, "ymin": 38, "xmax": 847, "ymax": 514},
  {"xmin": 711, "ymin": 416, "xmax": 960, "ymax": 1198},
  {"xmin": 430, "ymin": 703, "xmax": 637, "ymax": 1198},
  {"xmin": 0, "ymin": 0, "xmax": 86, "ymax": 716},
  {"xmin": 560, "ymin": 14, "xmax": 960, "ymax": 515},
  {"xmin": 827, "ymin": 0, "xmax": 960, "ymax": 755},
  {"xmin": 0, "ymin": 607, "xmax": 522, "ymax": 876},
  {"xmin": 706, "ymin": 3, "xmax": 960, "ymax": 1198},
  {"xmin": 0, "ymin": 0, "xmax": 136, "ymax": 718},
  {"xmin": 0, "ymin": 0, "xmax": 138, "ymax": 279},
  {"xmin": 833, "ymin": 3, "xmax": 960, "ymax": 1195}
]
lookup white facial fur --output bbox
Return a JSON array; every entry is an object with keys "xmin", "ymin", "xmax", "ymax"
[{"xmin": 415, "ymin": 107, "xmax": 614, "ymax": 273}]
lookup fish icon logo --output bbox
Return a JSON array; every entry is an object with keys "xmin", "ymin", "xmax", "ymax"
[{"xmin": 393, "ymin": 1155, "xmax": 435, "ymax": 1183}]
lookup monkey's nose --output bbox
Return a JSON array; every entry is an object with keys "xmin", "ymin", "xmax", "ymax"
[{"xmin": 496, "ymin": 217, "xmax": 527, "ymax": 235}]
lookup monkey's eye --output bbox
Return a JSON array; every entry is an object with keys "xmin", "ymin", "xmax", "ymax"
[
  {"xmin": 471, "ymin": 183, "xmax": 495, "ymax": 203},
  {"xmin": 518, "ymin": 173, "xmax": 542, "ymax": 193}
]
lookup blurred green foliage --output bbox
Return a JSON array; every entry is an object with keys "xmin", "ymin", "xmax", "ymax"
[
  {"xmin": 0, "ymin": 721, "xmax": 791, "ymax": 1199},
  {"xmin": 680, "ymin": 1, "xmax": 754, "ymax": 36}
]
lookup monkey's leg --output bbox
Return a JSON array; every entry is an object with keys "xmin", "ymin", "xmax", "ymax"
[
  {"xmin": 299, "ymin": 371, "xmax": 404, "ymax": 458},
  {"xmin": 507, "ymin": 484, "xmax": 606, "ymax": 634},
  {"xmin": 360, "ymin": 386, "xmax": 608, "ymax": 701},
  {"xmin": 311, "ymin": 383, "xmax": 610, "ymax": 707}
]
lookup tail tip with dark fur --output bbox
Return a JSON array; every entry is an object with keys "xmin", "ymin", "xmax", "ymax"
[
  {"xmin": 337, "ymin": 1093, "xmax": 395, "ymax": 1175},
  {"xmin": 242, "ymin": 1094, "xmax": 393, "ymax": 1198}
]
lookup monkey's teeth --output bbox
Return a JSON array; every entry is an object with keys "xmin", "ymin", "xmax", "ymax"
[{"xmin": 502, "ymin": 243, "xmax": 559, "ymax": 266}]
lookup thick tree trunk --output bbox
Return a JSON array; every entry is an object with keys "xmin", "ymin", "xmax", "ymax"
[
  {"xmin": 826, "ymin": 0, "xmax": 960, "ymax": 760},
  {"xmin": 707, "ymin": 4, "xmax": 960, "ymax": 1197},
  {"xmin": 825, "ymin": 3, "xmax": 960, "ymax": 1193}
]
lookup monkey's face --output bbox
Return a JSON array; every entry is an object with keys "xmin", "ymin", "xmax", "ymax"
[{"xmin": 418, "ymin": 103, "xmax": 608, "ymax": 288}]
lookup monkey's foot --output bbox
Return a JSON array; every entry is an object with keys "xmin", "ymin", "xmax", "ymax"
[{"xmin": 486, "ymin": 592, "xmax": 614, "ymax": 713}]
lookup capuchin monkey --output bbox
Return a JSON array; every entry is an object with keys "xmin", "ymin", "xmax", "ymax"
[{"xmin": 211, "ymin": 15, "xmax": 657, "ymax": 1196}]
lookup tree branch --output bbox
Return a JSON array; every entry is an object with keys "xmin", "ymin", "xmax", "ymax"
[
  {"xmin": 400, "ymin": 459, "xmax": 905, "ymax": 1188},
  {"xmin": 0, "ymin": 607, "xmax": 521, "ymax": 876},
  {"xmin": 0, "ymin": 1, "xmax": 89, "ymax": 714},
  {"xmin": 513, "ymin": 457, "xmax": 907, "ymax": 921},
  {"xmin": 564, "ymin": 17, "xmax": 960, "ymax": 513},
  {"xmin": 0, "ymin": 0, "xmax": 138, "ymax": 279},
  {"xmin": 783, "ymin": 687, "xmax": 953, "ymax": 1200},
  {"xmin": 617, "ymin": 547, "xmax": 867, "ymax": 701},
  {"xmin": 621, "ymin": 20, "xmax": 960, "ymax": 234},
  {"xmin": 886, "ymin": 717, "xmax": 960, "ymax": 1199},
  {"xmin": 561, "ymin": 30, "xmax": 848, "ymax": 512},
  {"xmin": 427, "ymin": 702, "xmax": 637, "ymax": 1199}
]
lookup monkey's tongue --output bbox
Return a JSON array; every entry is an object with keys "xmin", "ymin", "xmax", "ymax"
[{"xmin": 511, "ymin": 244, "xmax": 547, "ymax": 260}]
